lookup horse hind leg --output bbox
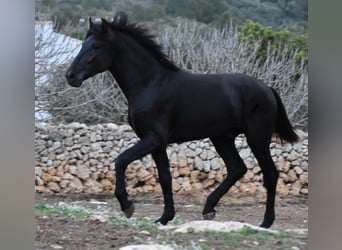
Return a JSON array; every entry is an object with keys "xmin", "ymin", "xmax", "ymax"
[
  {"xmin": 202, "ymin": 136, "xmax": 247, "ymax": 220},
  {"xmin": 245, "ymin": 130, "xmax": 278, "ymax": 228}
]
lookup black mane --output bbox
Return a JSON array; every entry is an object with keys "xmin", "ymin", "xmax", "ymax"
[{"xmin": 110, "ymin": 13, "xmax": 180, "ymax": 72}]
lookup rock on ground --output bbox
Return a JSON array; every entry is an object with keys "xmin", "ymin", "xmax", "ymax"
[
  {"xmin": 159, "ymin": 220, "xmax": 278, "ymax": 234},
  {"xmin": 120, "ymin": 245, "xmax": 174, "ymax": 250}
]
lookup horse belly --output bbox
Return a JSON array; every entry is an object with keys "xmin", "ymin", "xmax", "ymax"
[{"xmin": 169, "ymin": 104, "xmax": 241, "ymax": 143}]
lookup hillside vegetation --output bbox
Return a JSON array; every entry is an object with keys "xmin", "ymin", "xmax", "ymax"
[{"xmin": 36, "ymin": 0, "xmax": 307, "ymax": 31}]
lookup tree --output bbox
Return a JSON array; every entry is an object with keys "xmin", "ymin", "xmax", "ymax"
[
  {"xmin": 35, "ymin": 10, "xmax": 127, "ymax": 125},
  {"xmin": 239, "ymin": 20, "xmax": 308, "ymax": 65}
]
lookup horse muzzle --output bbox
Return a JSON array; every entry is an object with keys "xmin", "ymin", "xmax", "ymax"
[{"xmin": 65, "ymin": 69, "xmax": 83, "ymax": 87}]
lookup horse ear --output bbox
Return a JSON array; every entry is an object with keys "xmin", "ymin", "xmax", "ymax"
[
  {"xmin": 101, "ymin": 18, "xmax": 109, "ymax": 33},
  {"xmin": 88, "ymin": 17, "xmax": 93, "ymax": 29}
]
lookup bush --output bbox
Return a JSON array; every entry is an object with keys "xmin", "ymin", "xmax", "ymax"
[{"xmin": 239, "ymin": 20, "xmax": 308, "ymax": 65}]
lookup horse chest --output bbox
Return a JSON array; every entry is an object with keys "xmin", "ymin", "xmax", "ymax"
[{"xmin": 128, "ymin": 103, "xmax": 167, "ymax": 138}]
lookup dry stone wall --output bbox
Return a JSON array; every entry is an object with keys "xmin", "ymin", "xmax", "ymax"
[{"xmin": 35, "ymin": 123, "xmax": 308, "ymax": 196}]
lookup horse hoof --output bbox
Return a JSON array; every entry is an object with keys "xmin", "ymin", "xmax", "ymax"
[
  {"xmin": 155, "ymin": 213, "xmax": 175, "ymax": 225},
  {"xmin": 155, "ymin": 218, "xmax": 167, "ymax": 225},
  {"xmin": 203, "ymin": 211, "xmax": 216, "ymax": 220},
  {"xmin": 123, "ymin": 203, "xmax": 135, "ymax": 218},
  {"xmin": 259, "ymin": 221, "xmax": 272, "ymax": 229}
]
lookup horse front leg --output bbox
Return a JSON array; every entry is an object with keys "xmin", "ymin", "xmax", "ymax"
[
  {"xmin": 115, "ymin": 135, "xmax": 160, "ymax": 218},
  {"xmin": 152, "ymin": 148, "xmax": 175, "ymax": 225}
]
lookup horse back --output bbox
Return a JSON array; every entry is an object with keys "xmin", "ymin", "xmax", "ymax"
[{"xmin": 165, "ymin": 72, "xmax": 276, "ymax": 142}]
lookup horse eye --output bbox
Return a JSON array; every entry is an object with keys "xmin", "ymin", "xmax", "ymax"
[{"xmin": 91, "ymin": 43, "xmax": 101, "ymax": 49}]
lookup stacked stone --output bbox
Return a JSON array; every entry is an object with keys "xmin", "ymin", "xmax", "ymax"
[{"xmin": 35, "ymin": 123, "xmax": 308, "ymax": 196}]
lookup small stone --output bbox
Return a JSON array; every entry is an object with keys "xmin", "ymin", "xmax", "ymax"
[
  {"xmin": 197, "ymin": 172, "xmax": 208, "ymax": 181},
  {"xmin": 172, "ymin": 179, "xmax": 181, "ymax": 192},
  {"xmin": 287, "ymin": 150, "xmax": 299, "ymax": 161},
  {"xmin": 47, "ymin": 167, "xmax": 57, "ymax": 176},
  {"xmin": 181, "ymin": 179, "xmax": 192, "ymax": 192},
  {"xmin": 106, "ymin": 171, "xmax": 116, "ymax": 182},
  {"xmin": 240, "ymin": 170, "xmax": 254, "ymax": 183},
  {"xmin": 199, "ymin": 151, "xmax": 207, "ymax": 160},
  {"xmin": 239, "ymin": 148, "xmax": 251, "ymax": 159},
  {"xmin": 143, "ymin": 185, "xmax": 154, "ymax": 193},
  {"xmin": 69, "ymin": 178, "xmax": 84, "ymax": 193},
  {"xmin": 178, "ymin": 151, "xmax": 188, "ymax": 167},
  {"xmin": 291, "ymin": 181, "xmax": 302, "ymax": 196},
  {"xmin": 239, "ymin": 183, "xmax": 256, "ymax": 193},
  {"xmin": 48, "ymin": 182, "xmax": 60, "ymax": 192},
  {"xmin": 179, "ymin": 166, "xmax": 190, "ymax": 177},
  {"xmin": 208, "ymin": 170, "xmax": 216, "ymax": 179},
  {"xmin": 51, "ymin": 176, "xmax": 61, "ymax": 182},
  {"xmin": 139, "ymin": 230, "xmax": 151, "ymax": 236},
  {"xmin": 91, "ymin": 142, "xmax": 101, "ymax": 151},
  {"xmin": 42, "ymin": 173, "xmax": 52, "ymax": 182},
  {"xmin": 210, "ymin": 158, "xmax": 223, "ymax": 170},
  {"xmin": 137, "ymin": 168, "xmax": 153, "ymax": 182},
  {"xmin": 215, "ymin": 169, "xmax": 226, "ymax": 183},
  {"xmin": 185, "ymin": 148, "xmax": 196, "ymax": 158},
  {"xmin": 194, "ymin": 156, "xmax": 204, "ymax": 171},
  {"xmin": 35, "ymin": 186, "xmax": 47, "ymax": 193},
  {"xmin": 252, "ymin": 166, "xmax": 261, "ymax": 174},
  {"xmin": 63, "ymin": 173, "xmax": 74, "ymax": 180},
  {"xmin": 101, "ymin": 179, "xmax": 113, "ymax": 190},
  {"xmin": 279, "ymin": 172, "xmax": 288, "ymax": 182},
  {"xmin": 287, "ymin": 169, "xmax": 298, "ymax": 183},
  {"xmin": 190, "ymin": 170, "xmax": 200, "ymax": 183},
  {"xmin": 294, "ymin": 166, "xmax": 304, "ymax": 175},
  {"xmin": 80, "ymin": 146, "xmax": 90, "ymax": 154},
  {"xmin": 107, "ymin": 123, "xmax": 118, "ymax": 130},
  {"xmin": 203, "ymin": 161, "xmax": 211, "ymax": 172},
  {"xmin": 59, "ymin": 180, "xmax": 69, "ymax": 189},
  {"xmin": 69, "ymin": 165, "xmax": 77, "ymax": 175},
  {"xmin": 300, "ymin": 188, "xmax": 309, "ymax": 194},
  {"xmin": 169, "ymin": 152, "xmax": 178, "ymax": 165},
  {"xmin": 203, "ymin": 179, "xmax": 215, "ymax": 189},
  {"xmin": 277, "ymin": 179, "xmax": 290, "ymax": 195},
  {"xmin": 192, "ymin": 183, "xmax": 203, "ymax": 190},
  {"xmin": 84, "ymin": 179, "xmax": 103, "ymax": 193},
  {"xmin": 278, "ymin": 160, "xmax": 291, "ymax": 173},
  {"xmin": 35, "ymin": 176, "xmax": 44, "ymax": 186},
  {"xmin": 299, "ymin": 172, "xmax": 308, "ymax": 185},
  {"xmin": 207, "ymin": 151, "xmax": 216, "ymax": 160},
  {"xmin": 77, "ymin": 165, "xmax": 90, "ymax": 180},
  {"xmin": 50, "ymin": 244, "xmax": 63, "ymax": 249},
  {"xmin": 56, "ymin": 164, "xmax": 64, "ymax": 177},
  {"xmin": 195, "ymin": 147, "xmax": 202, "ymax": 155},
  {"xmin": 35, "ymin": 167, "xmax": 42, "ymax": 176}
]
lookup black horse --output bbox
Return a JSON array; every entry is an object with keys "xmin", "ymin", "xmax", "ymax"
[{"xmin": 65, "ymin": 13, "xmax": 298, "ymax": 228}]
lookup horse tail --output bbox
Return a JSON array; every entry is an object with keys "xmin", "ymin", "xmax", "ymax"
[{"xmin": 271, "ymin": 87, "xmax": 299, "ymax": 143}]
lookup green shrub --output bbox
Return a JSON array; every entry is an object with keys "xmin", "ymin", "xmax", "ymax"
[{"xmin": 239, "ymin": 20, "xmax": 307, "ymax": 65}]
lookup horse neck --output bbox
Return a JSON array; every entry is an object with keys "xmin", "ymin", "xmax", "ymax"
[{"xmin": 108, "ymin": 32, "xmax": 166, "ymax": 100}]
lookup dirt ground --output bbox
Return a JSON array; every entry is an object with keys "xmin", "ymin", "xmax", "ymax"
[{"xmin": 35, "ymin": 191, "xmax": 308, "ymax": 249}]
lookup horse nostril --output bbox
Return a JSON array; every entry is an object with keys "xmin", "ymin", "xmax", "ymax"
[{"xmin": 66, "ymin": 70, "xmax": 75, "ymax": 81}]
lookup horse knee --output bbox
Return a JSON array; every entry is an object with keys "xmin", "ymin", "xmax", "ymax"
[
  {"xmin": 239, "ymin": 166, "xmax": 247, "ymax": 177},
  {"xmin": 231, "ymin": 166, "xmax": 247, "ymax": 181},
  {"xmin": 263, "ymin": 169, "xmax": 279, "ymax": 189},
  {"xmin": 115, "ymin": 154, "xmax": 128, "ymax": 169}
]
